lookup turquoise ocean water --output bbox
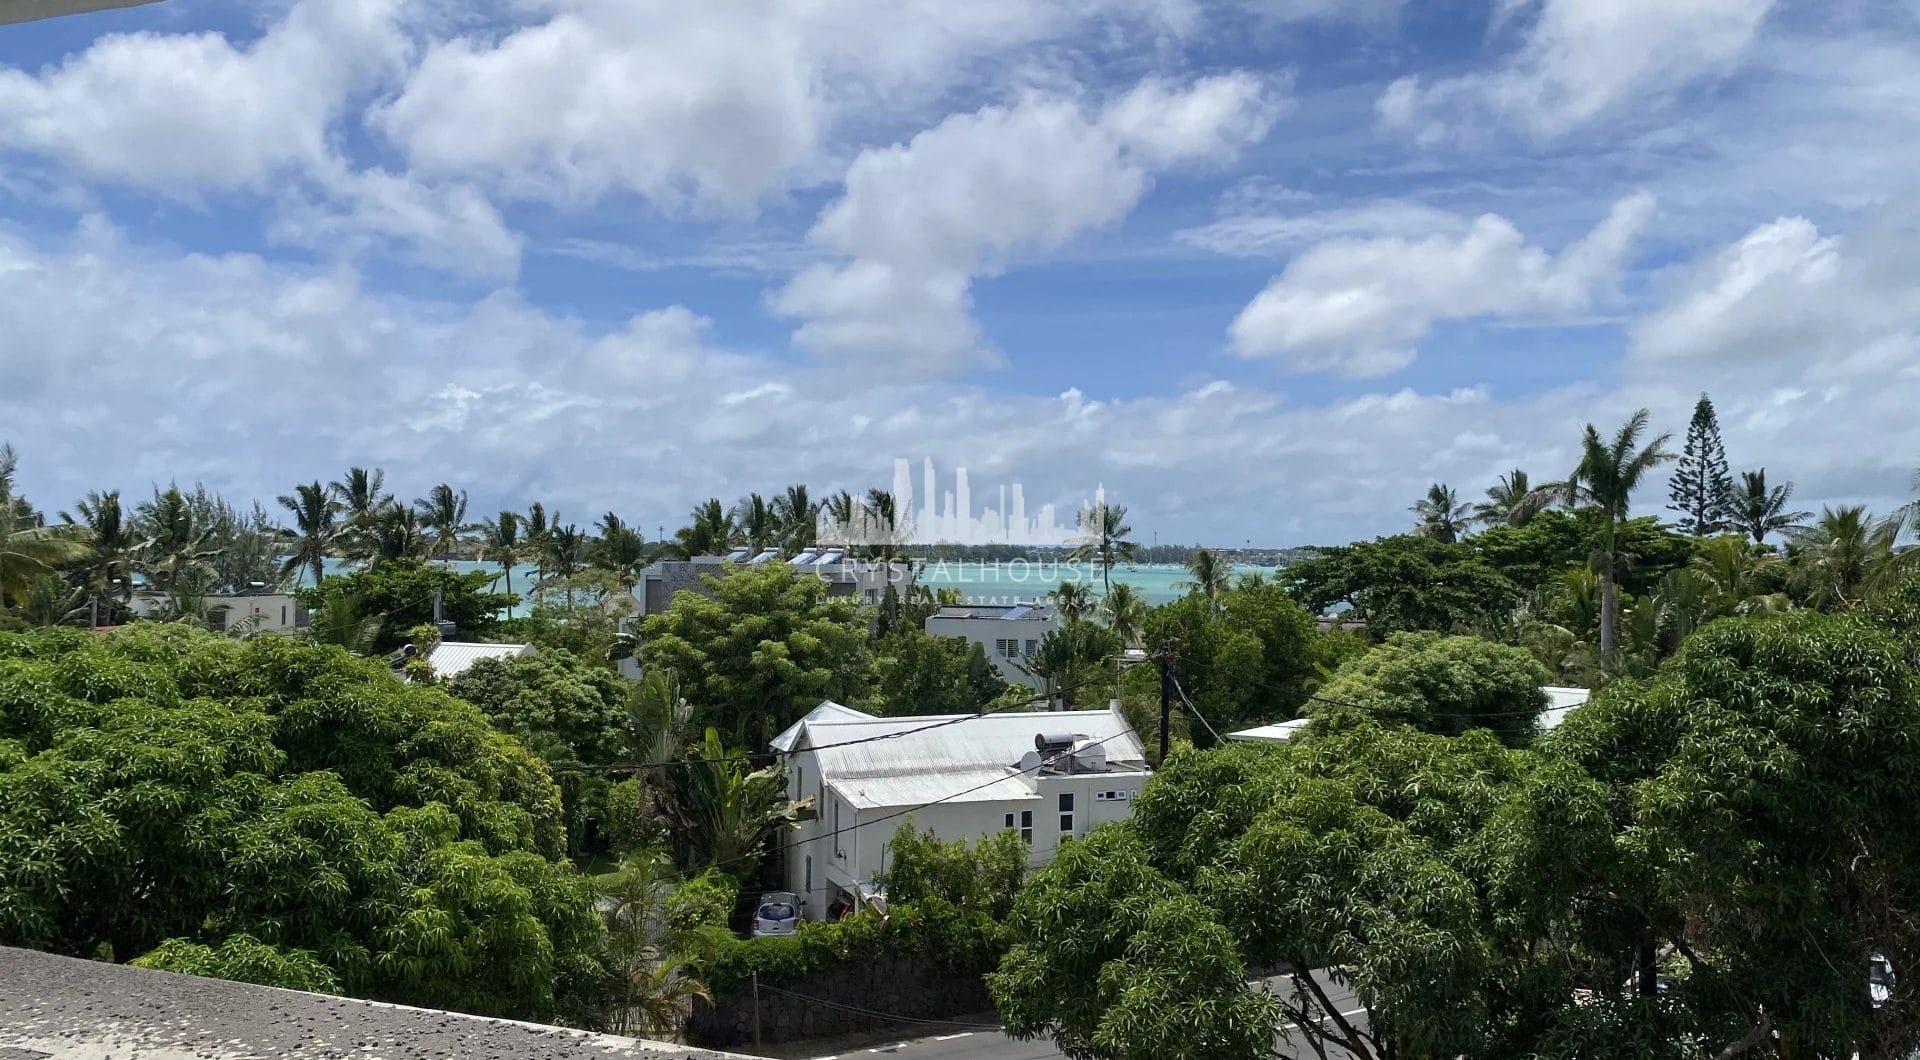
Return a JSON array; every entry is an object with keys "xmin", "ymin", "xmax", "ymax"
[{"xmin": 301, "ymin": 558, "xmax": 1272, "ymax": 616}]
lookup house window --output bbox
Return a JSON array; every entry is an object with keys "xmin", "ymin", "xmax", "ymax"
[
  {"xmin": 995, "ymin": 638, "xmax": 1020, "ymax": 659},
  {"xmin": 1018, "ymin": 810, "xmax": 1033, "ymax": 843},
  {"xmin": 805, "ymin": 855, "xmax": 813, "ymax": 898},
  {"xmin": 1023, "ymin": 639, "xmax": 1037, "ymax": 657},
  {"xmin": 1004, "ymin": 812, "xmax": 1015, "ymax": 830},
  {"xmin": 1059, "ymin": 793, "xmax": 1074, "ymax": 834},
  {"xmin": 281, "ymin": 606, "xmax": 288, "ymax": 625}
]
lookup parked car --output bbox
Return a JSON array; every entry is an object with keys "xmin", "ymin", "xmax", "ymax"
[
  {"xmin": 1872, "ymin": 952, "xmax": 1896, "ymax": 1009},
  {"xmin": 752, "ymin": 891, "xmax": 800, "ymax": 937}
]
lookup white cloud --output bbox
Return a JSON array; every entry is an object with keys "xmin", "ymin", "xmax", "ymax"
[
  {"xmin": 1228, "ymin": 192, "xmax": 1655, "ymax": 377},
  {"xmin": 1632, "ymin": 198, "xmax": 1920, "ymax": 366},
  {"xmin": 271, "ymin": 167, "xmax": 524, "ymax": 279},
  {"xmin": 0, "ymin": 0, "xmax": 411, "ymax": 195},
  {"xmin": 771, "ymin": 74, "xmax": 1282, "ymax": 377},
  {"xmin": 1378, "ymin": 0, "xmax": 1776, "ymax": 143},
  {"xmin": 3, "ymin": 218, "xmax": 1916, "ymax": 549},
  {"xmin": 1178, "ymin": 198, "xmax": 1469, "ymax": 257},
  {"xmin": 372, "ymin": 0, "xmax": 1204, "ymax": 214}
]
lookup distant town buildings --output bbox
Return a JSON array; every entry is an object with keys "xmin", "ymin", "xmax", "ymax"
[{"xmin": 923, "ymin": 602, "xmax": 1061, "ymax": 688}]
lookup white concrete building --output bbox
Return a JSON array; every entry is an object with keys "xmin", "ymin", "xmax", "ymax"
[
  {"xmin": 923, "ymin": 603, "xmax": 1061, "ymax": 689},
  {"xmin": 128, "ymin": 591, "xmax": 308, "ymax": 635},
  {"xmin": 770, "ymin": 701, "xmax": 1150, "ymax": 920}
]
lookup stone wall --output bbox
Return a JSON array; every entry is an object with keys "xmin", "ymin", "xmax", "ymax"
[{"xmin": 687, "ymin": 949, "xmax": 992, "ymax": 1048}]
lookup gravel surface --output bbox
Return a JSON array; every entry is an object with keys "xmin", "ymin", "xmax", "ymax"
[{"xmin": 0, "ymin": 946, "xmax": 748, "ymax": 1060}]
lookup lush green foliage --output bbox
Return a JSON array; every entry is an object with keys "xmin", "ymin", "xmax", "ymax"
[
  {"xmin": 0, "ymin": 625, "xmax": 601, "ymax": 1022},
  {"xmin": 301, "ymin": 559, "xmax": 515, "ymax": 651},
  {"xmin": 1147, "ymin": 580, "xmax": 1337, "ymax": 739},
  {"xmin": 992, "ymin": 600, "xmax": 1920, "ymax": 1059},
  {"xmin": 880, "ymin": 820, "xmax": 1029, "ymax": 921},
  {"xmin": 1309, "ymin": 631, "xmax": 1550, "ymax": 746},
  {"xmin": 866, "ymin": 629, "xmax": 1010, "ymax": 716},
  {"xmin": 640, "ymin": 563, "xmax": 871, "ymax": 744},
  {"xmin": 700, "ymin": 900, "xmax": 1009, "ymax": 998},
  {"xmin": 131, "ymin": 934, "xmax": 342, "ymax": 993},
  {"xmin": 1286, "ymin": 534, "xmax": 1525, "ymax": 637}
]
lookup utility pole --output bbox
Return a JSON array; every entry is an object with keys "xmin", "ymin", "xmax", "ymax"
[{"xmin": 751, "ymin": 971, "xmax": 762, "ymax": 1048}]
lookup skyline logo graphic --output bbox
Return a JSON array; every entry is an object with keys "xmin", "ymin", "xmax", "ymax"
[{"xmin": 815, "ymin": 458, "xmax": 1109, "ymax": 547}]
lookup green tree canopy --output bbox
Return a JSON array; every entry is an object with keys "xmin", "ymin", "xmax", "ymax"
[
  {"xmin": 867, "ymin": 629, "xmax": 1010, "ymax": 717},
  {"xmin": 638, "ymin": 562, "xmax": 871, "ymax": 744},
  {"xmin": 0, "ymin": 625, "xmax": 601, "ymax": 1023},
  {"xmin": 1148, "ymin": 580, "xmax": 1343, "ymax": 738},
  {"xmin": 1309, "ymin": 631, "xmax": 1550, "ymax": 746},
  {"xmin": 300, "ymin": 559, "xmax": 516, "ymax": 652},
  {"xmin": 1284, "ymin": 534, "xmax": 1524, "ymax": 637}
]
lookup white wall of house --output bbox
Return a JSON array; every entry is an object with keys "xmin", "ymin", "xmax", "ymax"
[
  {"xmin": 923, "ymin": 608, "xmax": 1061, "ymax": 689},
  {"xmin": 128, "ymin": 592, "xmax": 308, "ymax": 635}
]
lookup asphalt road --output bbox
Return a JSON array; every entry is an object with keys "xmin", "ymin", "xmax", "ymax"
[{"xmin": 787, "ymin": 970, "xmax": 1370, "ymax": 1060}]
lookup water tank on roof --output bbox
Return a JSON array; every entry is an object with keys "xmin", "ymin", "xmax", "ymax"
[
  {"xmin": 1036, "ymin": 732, "xmax": 1076, "ymax": 756},
  {"xmin": 1070, "ymin": 739, "xmax": 1108, "ymax": 773}
]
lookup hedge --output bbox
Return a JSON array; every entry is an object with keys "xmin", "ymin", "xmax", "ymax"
[{"xmin": 699, "ymin": 898, "xmax": 1009, "ymax": 996}]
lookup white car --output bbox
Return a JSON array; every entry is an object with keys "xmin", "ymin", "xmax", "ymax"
[
  {"xmin": 1871, "ymin": 952, "xmax": 1896, "ymax": 1009},
  {"xmin": 752, "ymin": 892, "xmax": 801, "ymax": 937}
]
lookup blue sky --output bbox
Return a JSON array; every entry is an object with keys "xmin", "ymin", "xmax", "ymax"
[{"xmin": 1, "ymin": 0, "xmax": 1917, "ymax": 546}]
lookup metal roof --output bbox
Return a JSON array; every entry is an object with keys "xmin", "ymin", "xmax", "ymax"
[
  {"xmin": 0, "ymin": 945, "xmax": 746, "ymax": 1059},
  {"xmin": 1226, "ymin": 719, "xmax": 1312, "ymax": 743},
  {"xmin": 1537, "ymin": 685, "xmax": 1594, "ymax": 731},
  {"xmin": 770, "ymin": 700, "xmax": 877, "ymax": 752},
  {"xmin": 781, "ymin": 701, "xmax": 1148, "ymax": 811},
  {"xmin": 427, "ymin": 641, "xmax": 534, "ymax": 680}
]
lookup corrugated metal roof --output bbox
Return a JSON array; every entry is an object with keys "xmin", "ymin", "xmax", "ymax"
[
  {"xmin": 427, "ymin": 641, "xmax": 534, "ymax": 680},
  {"xmin": 790, "ymin": 704, "xmax": 1147, "ymax": 811},
  {"xmin": 770, "ymin": 701, "xmax": 877, "ymax": 752}
]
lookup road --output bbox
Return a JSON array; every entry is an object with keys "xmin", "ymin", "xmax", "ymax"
[{"xmin": 787, "ymin": 970, "xmax": 1370, "ymax": 1060}]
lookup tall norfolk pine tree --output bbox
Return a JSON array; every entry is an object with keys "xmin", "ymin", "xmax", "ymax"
[{"xmin": 1668, "ymin": 393, "xmax": 1735, "ymax": 536}]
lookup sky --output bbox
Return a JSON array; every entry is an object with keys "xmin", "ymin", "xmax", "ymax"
[{"xmin": 1, "ymin": 0, "xmax": 1917, "ymax": 547}]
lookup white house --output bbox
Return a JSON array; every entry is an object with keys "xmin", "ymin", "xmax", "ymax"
[
  {"xmin": 770, "ymin": 700, "xmax": 1151, "ymax": 920},
  {"xmin": 923, "ymin": 603, "xmax": 1061, "ymax": 689},
  {"xmin": 1225, "ymin": 685, "xmax": 1596, "ymax": 743},
  {"xmin": 128, "ymin": 591, "xmax": 308, "ymax": 635}
]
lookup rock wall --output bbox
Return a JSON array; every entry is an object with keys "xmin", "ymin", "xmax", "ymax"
[{"xmin": 687, "ymin": 949, "xmax": 992, "ymax": 1048}]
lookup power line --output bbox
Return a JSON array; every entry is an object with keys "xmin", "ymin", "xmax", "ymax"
[
  {"xmin": 549, "ymin": 670, "xmax": 1119, "ymax": 776},
  {"xmin": 1167, "ymin": 673, "xmax": 1224, "ymax": 743}
]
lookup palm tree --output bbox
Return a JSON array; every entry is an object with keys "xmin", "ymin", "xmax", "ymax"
[
  {"xmin": 1101, "ymin": 583, "xmax": 1147, "ymax": 647},
  {"xmin": 670, "ymin": 728, "xmax": 799, "ymax": 869},
  {"xmin": 1730, "ymin": 469, "xmax": 1809, "ymax": 547},
  {"xmin": 276, "ymin": 481, "xmax": 339, "ymax": 588},
  {"xmin": 773, "ymin": 484, "xmax": 817, "ymax": 552},
  {"xmin": 1410, "ymin": 482, "xmax": 1472, "ymax": 543},
  {"xmin": 329, "ymin": 467, "xmax": 391, "ymax": 563},
  {"xmin": 1, "ymin": 446, "xmax": 85, "ymax": 609},
  {"xmin": 1473, "ymin": 469, "xmax": 1549, "ymax": 528},
  {"xmin": 599, "ymin": 851, "xmax": 713, "ymax": 1038},
  {"xmin": 1071, "ymin": 501, "xmax": 1136, "ymax": 592},
  {"xmin": 1049, "ymin": 580, "xmax": 1096, "ymax": 624},
  {"xmin": 477, "ymin": 511, "xmax": 524, "ymax": 595},
  {"xmin": 1788, "ymin": 506, "xmax": 1903, "ymax": 611},
  {"xmin": 368, "ymin": 504, "xmax": 431, "ymax": 566},
  {"xmin": 14, "ymin": 573, "xmax": 90, "ymax": 628},
  {"xmin": 733, "ymin": 493, "xmax": 778, "ymax": 554},
  {"xmin": 1549, "ymin": 410, "xmax": 1676, "ymax": 659},
  {"xmin": 1018, "ymin": 623, "xmax": 1122, "ymax": 709},
  {"xmin": 134, "ymin": 486, "xmax": 221, "ymax": 596},
  {"xmin": 543, "ymin": 524, "xmax": 588, "ymax": 605},
  {"xmin": 591, "ymin": 512, "xmax": 648, "ymax": 587},
  {"xmin": 1180, "ymin": 547, "xmax": 1230, "ymax": 606},
  {"xmin": 859, "ymin": 488, "xmax": 909, "ymax": 564},
  {"xmin": 413, "ymin": 483, "xmax": 470, "ymax": 562},
  {"xmin": 1689, "ymin": 535, "xmax": 1790, "ymax": 616},
  {"xmin": 60, "ymin": 489, "xmax": 134, "ymax": 613},
  {"xmin": 673, "ymin": 499, "xmax": 736, "ymax": 558},
  {"xmin": 523, "ymin": 502, "xmax": 553, "ymax": 583},
  {"xmin": 305, "ymin": 583, "xmax": 384, "ymax": 655},
  {"xmin": 820, "ymin": 489, "xmax": 856, "ymax": 546}
]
